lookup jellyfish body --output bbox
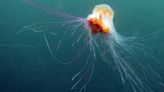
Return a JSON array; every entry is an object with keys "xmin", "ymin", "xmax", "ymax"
[
  {"xmin": 21, "ymin": 1, "xmax": 163, "ymax": 92},
  {"xmin": 72, "ymin": 4, "xmax": 162, "ymax": 92},
  {"xmin": 85, "ymin": 4, "xmax": 162, "ymax": 92},
  {"xmin": 87, "ymin": 4, "xmax": 113, "ymax": 34}
]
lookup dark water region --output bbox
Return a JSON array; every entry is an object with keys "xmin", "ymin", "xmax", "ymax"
[{"xmin": 0, "ymin": 0, "xmax": 164, "ymax": 92}]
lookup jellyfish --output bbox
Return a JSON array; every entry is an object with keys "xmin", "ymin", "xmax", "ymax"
[{"xmin": 20, "ymin": 0, "xmax": 163, "ymax": 92}]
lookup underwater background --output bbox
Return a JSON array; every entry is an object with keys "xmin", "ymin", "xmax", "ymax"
[{"xmin": 0, "ymin": 0, "xmax": 164, "ymax": 92}]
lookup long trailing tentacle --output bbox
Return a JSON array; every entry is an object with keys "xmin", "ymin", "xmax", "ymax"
[
  {"xmin": 71, "ymin": 29, "xmax": 97, "ymax": 92},
  {"xmin": 71, "ymin": 51, "xmax": 95, "ymax": 92},
  {"xmin": 16, "ymin": 9, "xmax": 87, "ymax": 63},
  {"xmin": 106, "ymin": 36, "xmax": 152, "ymax": 92},
  {"xmin": 103, "ymin": 25, "xmax": 163, "ymax": 92},
  {"xmin": 23, "ymin": 0, "xmax": 80, "ymax": 20}
]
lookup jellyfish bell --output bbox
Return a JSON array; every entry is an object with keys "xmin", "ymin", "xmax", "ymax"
[{"xmin": 86, "ymin": 4, "xmax": 114, "ymax": 35}]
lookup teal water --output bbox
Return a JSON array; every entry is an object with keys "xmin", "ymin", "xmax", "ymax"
[{"xmin": 0, "ymin": 0, "xmax": 164, "ymax": 92}]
